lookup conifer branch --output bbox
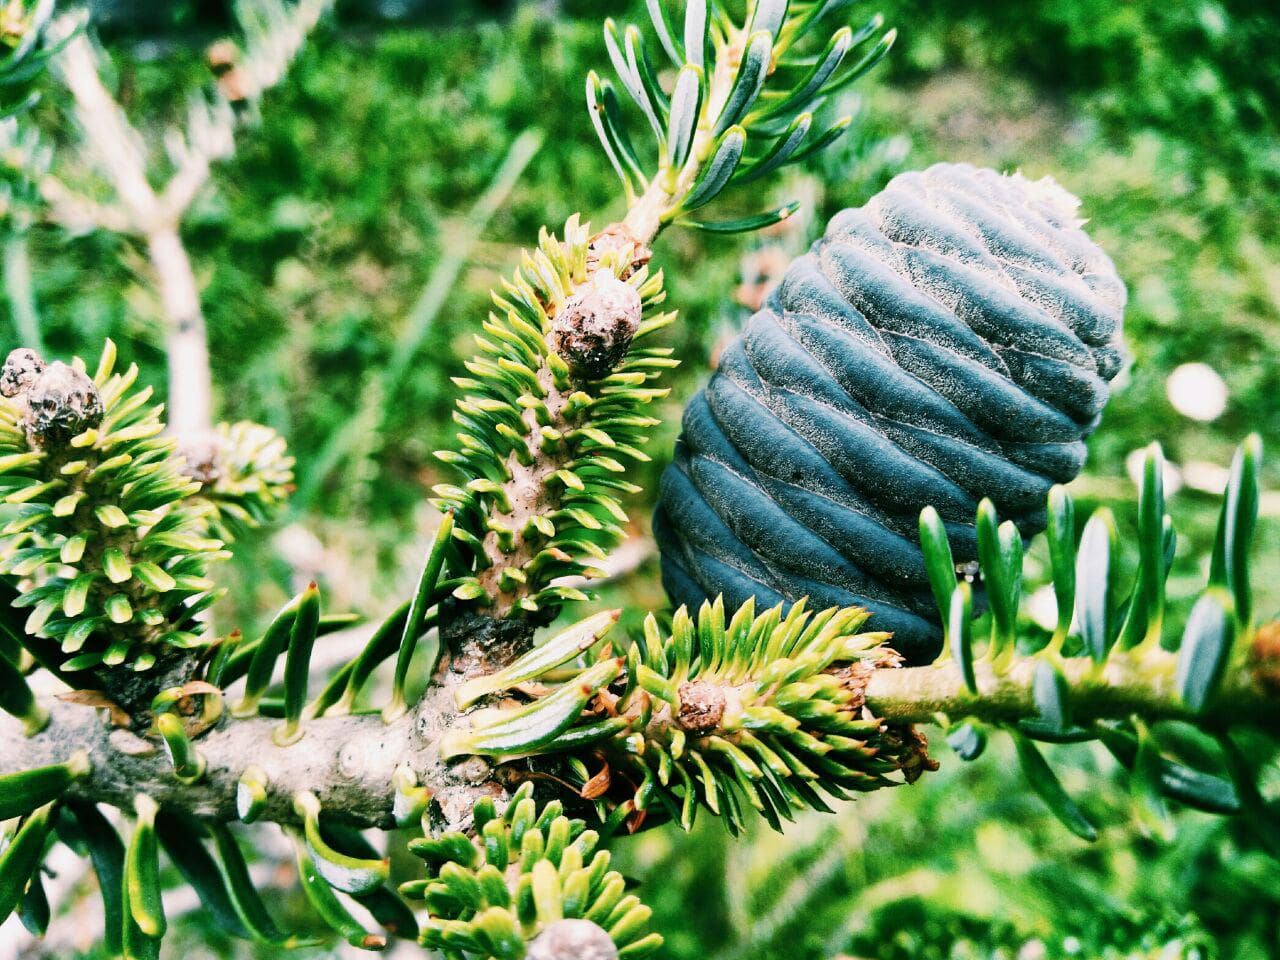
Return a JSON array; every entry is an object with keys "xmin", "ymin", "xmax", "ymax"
[
  {"xmin": 3, "ymin": 4, "xmax": 1275, "ymax": 958},
  {"xmin": 0, "ymin": 343, "xmax": 227, "ymax": 694},
  {"xmin": 863, "ymin": 648, "xmax": 1277, "ymax": 731},
  {"xmin": 433, "ymin": 218, "xmax": 676, "ymax": 620},
  {"xmin": 1, "ymin": 602, "xmax": 1272, "ymax": 835}
]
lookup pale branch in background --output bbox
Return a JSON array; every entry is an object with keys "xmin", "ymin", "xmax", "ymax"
[
  {"xmin": 37, "ymin": 1, "xmax": 333, "ymax": 436},
  {"xmin": 0, "ymin": 3, "xmax": 1276, "ymax": 960}
]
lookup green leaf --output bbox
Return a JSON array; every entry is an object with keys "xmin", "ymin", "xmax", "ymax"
[
  {"xmin": 441, "ymin": 658, "xmax": 622, "ymax": 759},
  {"xmin": 627, "ymin": 24, "xmax": 669, "ymax": 123},
  {"xmin": 1131, "ymin": 720, "xmax": 1175, "ymax": 841},
  {"xmin": 0, "ymin": 751, "xmax": 89, "ymax": 820},
  {"xmin": 295, "ymin": 791, "xmax": 390, "ymax": 896},
  {"xmin": 753, "ymin": 26, "xmax": 850, "ymax": 122},
  {"xmin": 784, "ymin": 2, "xmax": 873, "ymax": 55},
  {"xmin": 613, "ymin": 23, "xmax": 664, "ymax": 141},
  {"xmin": 236, "ymin": 765, "xmax": 269, "ymax": 823},
  {"xmin": 1209, "ymin": 434, "xmax": 1261, "ymax": 627},
  {"xmin": 155, "ymin": 712, "xmax": 205, "ymax": 782},
  {"xmin": 600, "ymin": 78, "xmax": 649, "ymax": 187},
  {"xmin": 62, "ymin": 801, "xmax": 125, "ymax": 953},
  {"xmin": 976, "ymin": 500, "xmax": 1020, "ymax": 648},
  {"xmin": 1092, "ymin": 722, "xmax": 1239, "ymax": 815},
  {"xmin": 0, "ymin": 648, "xmax": 47, "ymax": 734},
  {"xmin": 275, "ymin": 581, "xmax": 322, "ymax": 744},
  {"xmin": 679, "ymin": 201, "xmax": 800, "ymax": 233},
  {"xmin": 210, "ymin": 824, "xmax": 313, "ymax": 947},
  {"xmin": 714, "ymin": 30, "xmax": 772, "ymax": 135},
  {"xmin": 1118, "ymin": 443, "xmax": 1167, "ymax": 648},
  {"xmin": 749, "ymin": 0, "xmax": 789, "ymax": 37},
  {"xmin": 17, "ymin": 867, "xmax": 49, "ymax": 937},
  {"xmin": 1013, "ymin": 732, "xmax": 1098, "ymax": 841},
  {"xmin": 587, "ymin": 71, "xmax": 635, "ymax": 193},
  {"xmin": 321, "ymin": 822, "xmax": 419, "ymax": 939},
  {"xmin": 787, "ymin": 113, "xmax": 852, "ymax": 162},
  {"xmin": 385, "ymin": 511, "xmax": 453, "ymax": 721},
  {"xmin": 949, "ymin": 582, "xmax": 976, "ymax": 693},
  {"xmin": 1218, "ymin": 732, "xmax": 1280, "ymax": 857},
  {"xmin": 682, "ymin": 0, "xmax": 707, "ymax": 70},
  {"xmin": 1157, "ymin": 762, "xmax": 1240, "ymax": 815},
  {"xmin": 732, "ymin": 112, "xmax": 812, "ymax": 184},
  {"xmin": 1175, "ymin": 589, "xmax": 1234, "ymax": 714},
  {"xmin": 102, "ymin": 546, "xmax": 132, "ymax": 584},
  {"xmin": 1044, "ymin": 485, "xmax": 1075, "ymax": 642},
  {"xmin": 290, "ymin": 828, "xmax": 387, "ymax": 951},
  {"xmin": 455, "ymin": 609, "xmax": 620, "ymax": 709},
  {"xmin": 918, "ymin": 505, "xmax": 956, "ymax": 641},
  {"xmin": 121, "ymin": 869, "xmax": 161, "ymax": 960},
  {"xmin": 323, "ymin": 600, "xmax": 410, "ymax": 715},
  {"xmin": 674, "ymin": 125, "xmax": 745, "ymax": 213},
  {"xmin": 155, "ymin": 810, "xmax": 250, "ymax": 941},
  {"xmin": 818, "ymin": 27, "xmax": 896, "ymax": 96},
  {"xmin": 1016, "ymin": 720, "xmax": 1093, "ymax": 744},
  {"xmin": 946, "ymin": 721, "xmax": 987, "ymax": 761},
  {"xmin": 665, "ymin": 64, "xmax": 704, "ymax": 172},
  {"xmin": 124, "ymin": 795, "xmax": 166, "ymax": 939},
  {"xmin": 233, "ymin": 589, "xmax": 303, "ymax": 716},
  {"xmin": 1075, "ymin": 509, "xmax": 1119, "ymax": 662},
  {"xmin": 1032, "ymin": 659, "xmax": 1070, "ymax": 733},
  {"xmin": 0, "ymin": 801, "xmax": 55, "ymax": 924},
  {"xmin": 645, "ymin": 0, "xmax": 682, "ymax": 65}
]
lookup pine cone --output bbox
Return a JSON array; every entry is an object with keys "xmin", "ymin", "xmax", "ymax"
[{"xmin": 655, "ymin": 163, "xmax": 1126, "ymax": 662}]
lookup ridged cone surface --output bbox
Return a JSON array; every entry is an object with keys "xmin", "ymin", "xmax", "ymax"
[{"xmin": 656, "ymin": 163, "xmax": 1126, "ymax": 661}]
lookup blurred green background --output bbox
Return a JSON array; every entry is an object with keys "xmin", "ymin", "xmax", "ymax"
[{"xmin": 4, "ymin": 0, "xmax": 1279, "ymax": 957}]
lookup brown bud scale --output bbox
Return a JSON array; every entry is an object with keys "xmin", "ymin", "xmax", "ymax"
[
  {"xmin": 550, "ymin": 270, "xmax": 642, "ymax": 381},
  {"xmin": 22, "ymin": 361, "xmax": 104, "ymax": 447},
  {"xmin": 676, "ymin": 680, "xmax": 727, "ymax": 733}
]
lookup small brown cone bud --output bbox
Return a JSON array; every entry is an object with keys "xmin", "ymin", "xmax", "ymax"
[
  {"xmin": 676, "ymin": 680, "xmax": 726, "ymax": 733},
  {"xmin": 23, "ymin": 361, "xmax": 104, "ymax": 447},
  {"xmin": 176, "ymin": 429, "xmax": 229, "ymax": 486},
  {"xmin": 527, "ymin": 919, "xmax": 618, "ymax": 960},
  {"xmin": 550, "ymin": 270, "xmax": 642, "ymax": 381},
  {"xmin": 1, "ymin": 347, "xmax": 45, "ymax": 398}
]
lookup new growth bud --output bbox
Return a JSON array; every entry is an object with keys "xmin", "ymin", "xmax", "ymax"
[
  {"xmin": 2, "ymin": 349, "xmax": 105, "ymax": 447},
  {"xmin": 676, "ymin": 679, "xmax": 727, "ymax": 732},
  {"xmin": 550, "ymin": 269, "xmax": 642, "ymax": 381},
  {"xmin": 176, "ymin": 429, "xmax": 230, "ymax": 486}
]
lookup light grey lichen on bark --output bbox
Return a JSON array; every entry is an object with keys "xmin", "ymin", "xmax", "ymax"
[{"xmin": 527, "ymin": 919, "xmax": 620, "ymax": 960}]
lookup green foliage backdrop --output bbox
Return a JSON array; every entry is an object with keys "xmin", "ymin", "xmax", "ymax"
[{"xmin": 2, "ymin": 1, "xmax": 1278, "ymax": 956}]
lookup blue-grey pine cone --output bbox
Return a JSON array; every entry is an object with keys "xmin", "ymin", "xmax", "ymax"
[{"xmin": 655, "ymin": 163, "xmax": 1126, "ymax": 662}]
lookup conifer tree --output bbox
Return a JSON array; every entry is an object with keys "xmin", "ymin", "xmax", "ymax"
[{"xmin": 0, "ymin": 3, "xmax": 1275, "ymax": 959}]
